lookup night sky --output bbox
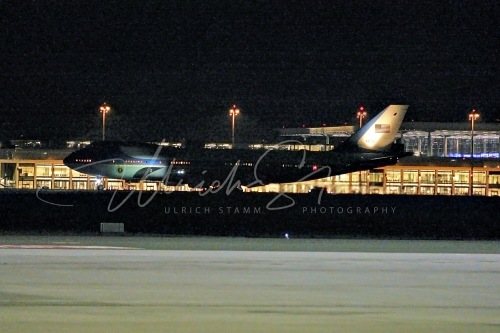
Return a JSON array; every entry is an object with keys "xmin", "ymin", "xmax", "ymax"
[{"xmin": 1, "ymin": 0, "xmax": 498, "ymax": 142}]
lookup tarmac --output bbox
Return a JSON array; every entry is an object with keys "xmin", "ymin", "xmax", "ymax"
[{"xmin": 0, "ymin": 237, "xmax": 499, "ymax": 333}]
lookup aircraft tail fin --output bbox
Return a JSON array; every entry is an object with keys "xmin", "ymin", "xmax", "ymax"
[{"xmin": 334, "ymin": 105, "xmax": 408, "ymax": 152}]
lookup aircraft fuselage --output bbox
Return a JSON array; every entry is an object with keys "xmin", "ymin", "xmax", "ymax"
[{"xmin": 63, "ymin": 141, "xmax": 404, "ymax": 188}]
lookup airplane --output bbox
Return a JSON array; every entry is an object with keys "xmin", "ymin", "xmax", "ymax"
[{"xmin": 63, "ymin": 105, "xmax": 412, "ymax": 189}]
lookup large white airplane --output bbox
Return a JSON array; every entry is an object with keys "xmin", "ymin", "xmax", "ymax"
[{"xmin": 64, "ymin": 105, "xmax": 411, "ymax": 188}]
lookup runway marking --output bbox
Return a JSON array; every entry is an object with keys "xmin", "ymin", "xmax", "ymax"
[{"xmin": 0, "ymin": 245, "xmax": 139, "ymax": 250}]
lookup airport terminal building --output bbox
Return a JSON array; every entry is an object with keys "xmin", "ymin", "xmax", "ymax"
[
  {"xmin": 1, "ymin": 150, "xmax": 499, "ymax": 196},
  {"xmin": 279, "ymin": 122, "xmax": 500, "ymax": 158},
  {"xmin": 1, "ymin": 121, "xmax": 500, "ymax": 196}
]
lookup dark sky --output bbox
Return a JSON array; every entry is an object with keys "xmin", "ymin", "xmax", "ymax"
[{"xmin": 1, "ymin": 0, "xmax": 498, "ymax": 142}]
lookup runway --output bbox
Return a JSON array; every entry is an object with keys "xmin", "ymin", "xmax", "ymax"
[{"xmin": 0, "ymin": 241, "xmax": 499, "ymax": 332}]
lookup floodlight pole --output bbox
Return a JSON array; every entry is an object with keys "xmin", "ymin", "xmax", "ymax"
[
  {"xmin": 468, "ymin": 109, "xmax": 479, "ymax": 196},
  {"xmin": 100, "ymin": 103, "xmax": 111, "ymax": 141},
  {"xmin": 229, "ymin": 105, "xmax": 240, "ymax": 148}
]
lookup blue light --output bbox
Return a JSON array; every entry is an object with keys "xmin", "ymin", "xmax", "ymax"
[{"xmin": 447, "ymin": 153, "xmax": 499, "ymax": 159}]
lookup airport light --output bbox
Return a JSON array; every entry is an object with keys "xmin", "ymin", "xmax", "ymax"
[
  {"xmin": 357, "ymin": 106, "xmax": 367, "ymax": 128},
  {"xmin": 468, "ymin": 109, "xmax": 479, "ymax": 195},
  {"xmin": 229, "ymin": 104, "xmax": 240, "ymax": 148},
  {"xmin": 99, "ymin": 102, "xmax": 111, "ymax": 141}
]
